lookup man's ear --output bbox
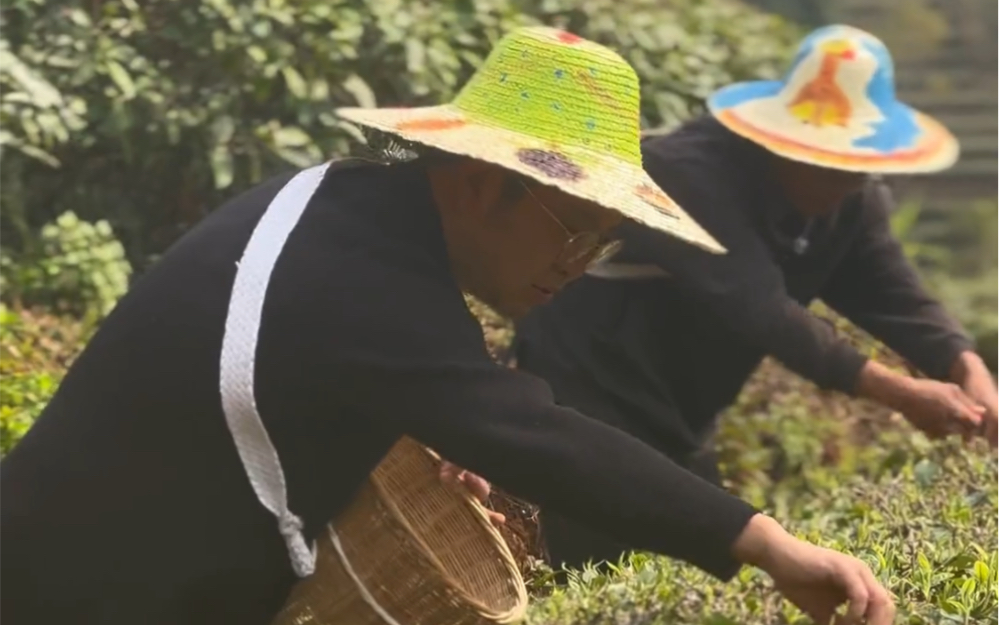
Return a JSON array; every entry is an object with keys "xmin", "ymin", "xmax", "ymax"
[{"xmin": 455, "ymin": 160, "xmax": 508, "ymax": 220}]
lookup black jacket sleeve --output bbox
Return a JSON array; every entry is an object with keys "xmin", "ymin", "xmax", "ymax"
[
  {"xmin": 819, "ymin": 181, "xmax": 975, "ymax": 380},
  {"xmin": 631, "ymin": 149, "xmax": 868, "ymax": 394},
  {"xmin": 348, "ymin": 357, "xmax": 758, "ymax": 581},
  {"xmin": 329, "ymin": 267, "xmax": 758, "ymax": 582}
]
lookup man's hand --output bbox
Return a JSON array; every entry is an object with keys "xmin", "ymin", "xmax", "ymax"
[
  {"xmin": 896, "ymin": 378, "xmax": 985, "ymax": 440},
  {"xmin": 733, "ymin": 515, "xmax": 895, "ymax": 625},
  {"xmin": 951, "ymin": 350, "xmax": 998, "ymax": 448},
  {"xmin": 857, "ymin": 360, "xmax": 984, "ymax": 441},
  {"xmin": 438, "ymin": 461, "xmax": 506, "ymax": 526}
]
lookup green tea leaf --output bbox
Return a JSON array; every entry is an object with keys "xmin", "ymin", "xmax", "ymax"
[
  {"xmin": 281, "ymin": 66, "xmax": 308, "ymax": 99},
  {"xmin": 918, "ymin": 552, "xmax": 932, "ymax": 574},
  {"xmin": 106, "ymin": 61, "xmax": 136, "ymax": 100},
  {"xmin": 974, "ymin": 560, "xmax": 990, "ymax": 584},
  {"xmin": 209, "ymin": 146, "xmax": 234, "ymax": 190},
  {"xmin": 341, "ymin": 74, "xmax": 376, "ymax": 109}
]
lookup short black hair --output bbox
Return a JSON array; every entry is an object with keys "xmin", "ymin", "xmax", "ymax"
[
  {"xmin": 351, "ymin": 128, "xmax": 523, "ymax": 204},
  {"xmin": 498, "ymin": 172, "xmax": 527, "ymax": 204},
  {"xmin": 412, "ymin": 145, "xmax": 464, "ymax": 167},
  {"xmin": 353, "ymin": 128, "xmax": 463, "ymax": 166}
]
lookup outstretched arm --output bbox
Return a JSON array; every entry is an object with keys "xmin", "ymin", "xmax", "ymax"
[
  {"xmin": 622, "ymin": 153, "xmax": 870, "ymax": 395},
  {"xmin": 336, "ymin": 350, "xmax": 894, "ymax": 623},
  {"xmin": 821, "ymin": 181, "xmax": 994, "ymax": 444},
  {"xmin": 320, "ymin": 258, "xmax": 759, "ymax": 580},
  {"xmin": 820, "ymin": 181, "xmax": 975, "ymax": 381},
  {"xmin": 342, "ymin": 355, "xmax": 758, "ymax": 581}
]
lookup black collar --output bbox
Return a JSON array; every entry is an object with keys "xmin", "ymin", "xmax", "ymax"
[{"xmin": 320, "ymin": 158, "xmax": 452, "ymax": 273}]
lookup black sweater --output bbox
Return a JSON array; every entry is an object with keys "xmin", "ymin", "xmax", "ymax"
[
  {"xmin": 514, "ymin": 116, "xmax": 974, "ymax": 454},
  {"xmin": 1, "ymin": 159, "xmax": 757, "ymax": 625}
]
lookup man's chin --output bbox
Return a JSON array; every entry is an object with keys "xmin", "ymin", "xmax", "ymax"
[
  {"xmin": 489, "ymin": 300, "xmax": 528, "ymax": 321},
  {"xmin": 465, "ymin": 287, "xmax": 553, "ymax": 321},
  {"xmin": 504, "ymin": 289, "xmax": 554, "ymax": 320},
  {"xmin": 481, "ymin": 298, "xmax": 530, "ymax": 322}
]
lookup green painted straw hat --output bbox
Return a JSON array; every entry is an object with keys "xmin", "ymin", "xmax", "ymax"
[{"xmin": 337, "ymin": 26, "xmax": 725, "ymax": 254}]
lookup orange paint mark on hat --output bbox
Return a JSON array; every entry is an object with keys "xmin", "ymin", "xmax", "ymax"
[
  {"xmin": 556, "ymin": 31, "xmax": 583, "ymax": 44},
  {"xmin": 636, "ymin": 183, "xmax": 679, "ymax": 218},
  {"xmin": 396, "ymin": 118, "xmax": 467, "ymax": 131}
]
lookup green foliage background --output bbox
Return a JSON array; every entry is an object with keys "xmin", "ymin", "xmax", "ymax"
[{"xmin": 0, "ymin": 0, "xmax": 795, "ymax": 272}]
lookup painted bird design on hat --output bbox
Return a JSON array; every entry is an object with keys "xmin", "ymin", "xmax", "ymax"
[
  {"xmin": 707, "ymin": 24, "xmax": 960, "ymax": 173},
  {"xmin": 787, "ymin": 39, "xmax": 856, "ymax": 127}
]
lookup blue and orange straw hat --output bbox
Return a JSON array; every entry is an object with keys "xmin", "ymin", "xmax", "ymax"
[{"xmin": 708, "ymin": 25, "xmax": 960, "ymax": 174}]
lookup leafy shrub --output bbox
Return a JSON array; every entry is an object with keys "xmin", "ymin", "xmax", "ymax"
[
  {"xmin": 0, "ymin": 306, "xmax": 90, "ymax": 455},
  {"xmin": 0, "ymin": 38, "xmax": 87, "ymax": 168},
  {"xmin": 1, "ymin": 211, "xmax": 132, "ymax": 321},
  {"xmin": 522, "ymin": 335, "xmax": 997, "ymax": 623},
  {"xmin": 0, "ymin": 0, "xmax": 797, "ymax": 270},
  {"xmin": 745, "ymin": 0, "xmax": 971, "ymax": 61},
  {"xmin": 930, "ymin": 270, "xmax": 998, "ymax": 371},
  {"xmin": 526, "ymin": 436, "xmax": 997, "ymax": 624},
  {"xmin": 891, "ymin": 198, "xmax": 999, "ymax": 370}
]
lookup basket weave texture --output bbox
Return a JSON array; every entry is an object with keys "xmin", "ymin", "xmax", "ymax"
[{"xmin": 272, "ymin": 437, "xmax": 528, "ymax": 625}]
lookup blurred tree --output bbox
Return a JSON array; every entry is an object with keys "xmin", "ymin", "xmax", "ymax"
[
  {"xmin": 737, "ymin": 0, "xmax": 826, "ymax": 27},
  {"xmin": 0, "ymin": 0, "xmax": 797, "ymax": 272},
  {"xmin": 744, "ymin": 0, "xmax": 958, "ymax": 62}
]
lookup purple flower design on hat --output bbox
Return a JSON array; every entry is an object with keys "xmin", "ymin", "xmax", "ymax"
[{"xmin": 516, "ymin": 148, "xmax": 584, "ymax": 181}]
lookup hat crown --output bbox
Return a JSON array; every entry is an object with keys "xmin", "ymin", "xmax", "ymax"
[
  {"xmin": 778, "ymin": 25, "xmax": 897, "ymax": 125},
  {"xmin": 705, "ymin": 24, "xmax": 958, "ymax": 173},
  {"xmin": 452, "ymin": 27, "xmax": 643, "ymax": 166}
]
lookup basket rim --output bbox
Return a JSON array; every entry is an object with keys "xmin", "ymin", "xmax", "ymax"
[{"xmin": 367, "ymin": 442, "xmax": 529, "ymax": 623}]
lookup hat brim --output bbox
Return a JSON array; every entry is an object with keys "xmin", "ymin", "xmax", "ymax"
[
  {"xmin": 708, "ymin": 81, "xmax": 960, "ymax": 174},
  {"xmin": 336, "ymin": 105, "xmax": 725, "ymax": 254}
]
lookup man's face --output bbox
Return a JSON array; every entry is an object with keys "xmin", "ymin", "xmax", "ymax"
[
  {"xmin": 435, "ymin": 162, "xmax": 622, "ymax": 319},
  {"xmin": 775, "ymin": 157, "xmax": 868, "ymax": 216}
]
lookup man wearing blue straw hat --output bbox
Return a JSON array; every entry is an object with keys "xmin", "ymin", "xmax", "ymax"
[
  {"xmin": 514, "ymin": 24, "xmax": 997, "ymax": 573},
  {"xmin": 2, "ymin": 27, "xmax": 894, "ymax": 625}
]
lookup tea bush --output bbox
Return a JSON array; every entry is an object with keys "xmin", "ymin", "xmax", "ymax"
[
  {"xmin": 527, "ymin": 435, "xmax": 998, "ymax": 624},
  {"xmin": 521, "ymin": 341, "xmax": 997, "ymax": 624},
  {"xmin": 0, "ymin": 305, "xmax": 90, "ymax": 455},
  {"xmin": 0, "ymin": 211, "xmax": 132, "ymax": 321},
  {"xmin": 903, "ymin": 198, "xmax": 999, "ymax": 371}
]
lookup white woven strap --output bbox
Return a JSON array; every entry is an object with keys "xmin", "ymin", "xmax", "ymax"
[
  {"xmin": 217, "ymin": 162, "xmax": 417, "ymax": 623},
  {"xmin": 586, "ymin": 262, "xmax": 670, "ymax": 280},
  {"xmin": 219, "ymin": 162, "xmax": 332, "ymax": 578}
]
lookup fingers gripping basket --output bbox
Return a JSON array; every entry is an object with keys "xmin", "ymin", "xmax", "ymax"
[{"xmin": 272, "ymin": 436, "xmax": 529, "ymax": 625}]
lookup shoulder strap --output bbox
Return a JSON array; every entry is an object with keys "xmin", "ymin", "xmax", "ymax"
[{"xmin": 218, "ymin": 158, "xmax": 371, "ymax": 577}]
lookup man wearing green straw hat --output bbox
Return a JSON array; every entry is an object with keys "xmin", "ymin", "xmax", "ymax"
[
  {"xmin": 514, "ymin": 24, "xmax": 997, "ymax": 575},
  {"xmin": 2, "ymin": 27, "xmax": 892, "ymax": 625}
]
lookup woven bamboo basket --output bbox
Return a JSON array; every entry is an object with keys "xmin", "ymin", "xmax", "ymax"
[{"xmin": 271, "ymin": 436, "xmax": 528, "ymax": 625}]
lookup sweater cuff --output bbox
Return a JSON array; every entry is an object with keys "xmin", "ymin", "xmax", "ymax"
[
  {"xmin": 824, "ymin": 342, "xmax": 870, "ymax": 396},
  {"xmin": 923, "ymin": 336, "xmax": 977, "ymax": 381},
  {"xmin": 688, "ymin": 498, "xmax": 760, "ymax": 582}
]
